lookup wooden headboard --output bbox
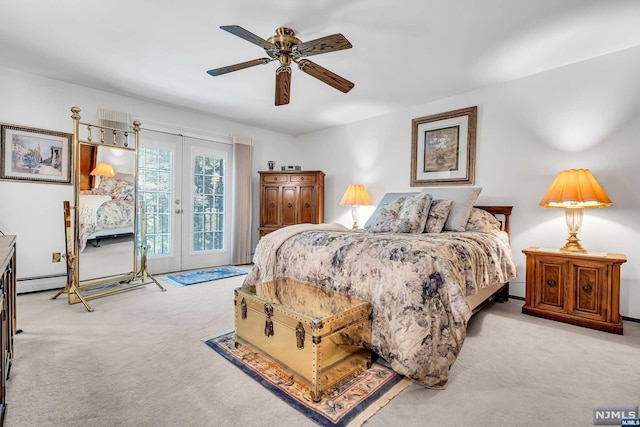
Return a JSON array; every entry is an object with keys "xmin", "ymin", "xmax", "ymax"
[
  {"xmin": 79, "ymin": 144, "xmax": 97, "ymax": 191},
  {"xmin": 475, "ymin": 205, "xmax": 513, "ymax": 235}
]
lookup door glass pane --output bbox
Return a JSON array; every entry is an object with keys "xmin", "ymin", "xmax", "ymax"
[
  {"xmin": 192, "ymin": 154, "xmax": 225, "ymax": 252},
  {"xmin": 138, "ymin": 147, "xmax": 173, "ymax": 256}
]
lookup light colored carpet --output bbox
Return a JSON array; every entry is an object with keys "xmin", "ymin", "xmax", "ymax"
[{"xmin": 7, "ymin": 273, "xmax": 640, "ymax": 427}]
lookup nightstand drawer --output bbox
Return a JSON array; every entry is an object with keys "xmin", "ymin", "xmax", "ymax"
[
  {"xmin": 535, "ymin": 259, "xmax": 566, "ymax": 312},
  {"xmin": 569, "ymin": 263, "xmax": 607, "ymax": 322}
]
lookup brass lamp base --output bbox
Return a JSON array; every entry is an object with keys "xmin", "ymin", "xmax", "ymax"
[{"xmin": 560, "ymin": 233, "xmax": 587, "ymax": 253}]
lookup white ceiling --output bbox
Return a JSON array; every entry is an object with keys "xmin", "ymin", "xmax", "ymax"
[{"xmin": 2, "ymin": 0, "xmax": 640, "ymax": 136}]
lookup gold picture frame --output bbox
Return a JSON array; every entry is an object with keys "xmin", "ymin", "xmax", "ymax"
[
  {"xmin": 1, "ymin": 124, "xmax": 72, "ymax": 184},
  {"xmin": 410, "ymin": 106, "xmax": 477, "ymax": 186}
]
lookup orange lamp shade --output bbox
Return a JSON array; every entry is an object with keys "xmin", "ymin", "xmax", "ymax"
[
  {"xmin": 539, "ymin": 168, "xmax": 611, "ymax": 208},
  {"xmin": 340, "ymin": 184, "xmax": 373, "ymax": 206},
  {"xmin": 90, "ymin": 163, "xmax": 116, "ymax": 178}
]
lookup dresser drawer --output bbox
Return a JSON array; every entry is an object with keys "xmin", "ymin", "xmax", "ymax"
[
  {"xmin": 290, "ymin": 174, "xmax": 317, "ymax": 183},
  {"xmin": 262, "ymin": 174, "xmax": 289, "ymax": 184}
]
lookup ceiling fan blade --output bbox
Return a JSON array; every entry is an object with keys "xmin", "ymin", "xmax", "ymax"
[
  {"xmin": 207, "ymin": 58, "xmax": 272, "ymax": 76},
  {"xmin": 275, "ymin": 66, "xmax": 292, "ymax": 106},
  {"xmin": 220, "ymin": 25, "xmax": 278, "ymax": 52},
  {"xmin": 297, "ymin": 59, "xmax": 354, "ymax": 93},
  {"xmin": 294, "ymin": 33, "xmax": 352, "ymax": 57}
]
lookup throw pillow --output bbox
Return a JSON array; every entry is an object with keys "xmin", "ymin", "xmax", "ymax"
[
  {"xmin": 425, "ymin": 199, "xmax": 453, "ymax": 233},
  {"xmin": 399, "ymin": 192, "xmax": 432, "ymax": 233},
  {"xmin": 420, "ymin": 187, "xmax": 482, "ymax": 231},
  {"xmin": 363, "ymin": 192, "xmax": 417, "ymax": 230},
  {"xmin": 366, "ymin": 197, "xmax": 409, "ymax": 233},
  {"xmin": 465, "ymin": 207, "xmax": 502, "ymax": 232},
  {"xmin": 93, "ymin": 176, "xmax": 116, "ymax": 195}
]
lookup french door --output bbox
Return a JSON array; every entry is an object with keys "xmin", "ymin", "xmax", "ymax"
[{"xmin": 138, "ymin": 129, "xmax": 233, "ymax": 274}]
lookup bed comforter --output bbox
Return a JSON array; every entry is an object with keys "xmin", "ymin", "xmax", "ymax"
[
  {"xmin": 243, "ymin": 223, "xmax": 516, "ymax": 388},
  {"xmin": 79, "ymin": 194, "xmax": 135, "ymax": 252}
]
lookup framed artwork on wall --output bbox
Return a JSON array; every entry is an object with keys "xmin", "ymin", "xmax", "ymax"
[
  {"xmin": 410, "ymin": 106, "xmax": 477, "ymax": 186},
  {"xmin": 0, "ymin": 124, "xmax": 72, "ymax": 184}
]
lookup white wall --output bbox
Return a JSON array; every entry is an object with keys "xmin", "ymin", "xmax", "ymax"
[
  {"xmin": 294, "ymin": 46, "xmax": 640, "ymax": 319},
  {"xmin": 0, "ymin": 67, "xmax": 297, "ymax": 292}
]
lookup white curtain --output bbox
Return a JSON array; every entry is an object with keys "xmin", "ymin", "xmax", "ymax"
[{"xmin": 231, "ymin": 136, "xmax": 253, "ymax": 265}]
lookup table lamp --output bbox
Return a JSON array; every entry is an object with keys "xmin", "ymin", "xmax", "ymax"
[
  {"xmin": 539, "ymin": 168, "xmax": 611, "ymax": 253},
  {"xmin": 90, "ymin": 163, "xmax": 115, "ymax": 177},
  {"xmin": 340, "ymin": 184, "xmax": 373, "ymax": 229}
]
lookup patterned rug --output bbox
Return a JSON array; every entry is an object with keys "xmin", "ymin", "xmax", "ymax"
[
  {"xmin": 166, "ymin": 266, "xmax": 247, "ymax": 286},
  {"xmin": 204, "ymin": 332, "xmax": 411, "ymax": 427}
]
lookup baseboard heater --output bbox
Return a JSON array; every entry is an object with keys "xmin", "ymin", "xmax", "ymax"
[{"xmin": 18, "ymin": 273, "xmax": 66, "ymax": 281}]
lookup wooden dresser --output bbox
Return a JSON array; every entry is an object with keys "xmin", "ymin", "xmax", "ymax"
[
  {"xmin": 0, "ymin": 235, "xmax": 16, "ymax": 424},
  {"xmin": 258, "ymin": 171, "xmax": 325, "ymax": 238},
  {"xmin": 522, "ymin": 247, "xmax": 626, "ymax": 334}
]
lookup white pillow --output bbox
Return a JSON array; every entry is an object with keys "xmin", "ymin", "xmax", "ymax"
[{"xmin": 421, "ymin": 187, "xmax": 482, "ymax": 231}]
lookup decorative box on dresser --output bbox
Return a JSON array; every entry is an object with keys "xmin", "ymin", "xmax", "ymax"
[
  {"xmin": 522, "ymin": 247, "xmax": 626, "ymax": 334},
  {"xmin": 258, "ymin": 170, "xmax": 325, "ymax": 238},
  {"xmin": 0, "ymin": 235, "xmax": 17, "ymax": 424}
]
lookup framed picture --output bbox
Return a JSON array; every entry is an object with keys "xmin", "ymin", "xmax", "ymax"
[
  {"xmin": 1, "ymin": 124, "xmax": 72, "ymax": 184},
  {"xmin": 410, "ymin": 106, "xmax": 477, "ymax": 186}
]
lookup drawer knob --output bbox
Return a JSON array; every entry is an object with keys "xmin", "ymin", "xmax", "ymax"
[
  {"xmin": 304, "ymin": 203, "xmax": 310, "ymax": 208},
  {"xmin": 287, "ymin": 203, "xmax": 292, "ymax": 208},
  {"xmin": 546, "ymin": 279, "xmax": 557, "ymax": 287},
  {"xmin": 300, "ymin": 177, "xmax": 304, "ymax": 180},
  {"xmin": 270, "ymin": 203, "xmax": 275, "ymax": 208},
  {"xmin": 582, "ymin": 284, "xmax": 592, "ymax": 293},
  {"xmin": 274, "ymin": 177, "xmax": 278, "ymax": 181}
]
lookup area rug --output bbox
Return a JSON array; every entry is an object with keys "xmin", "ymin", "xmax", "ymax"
[
  {"xmin": 204, "ymin": 332, "xmax": 411, "ymax": 427},
  {"xmin": 166, "ymin": 266, "xmax": 247, "ymax": 286}
]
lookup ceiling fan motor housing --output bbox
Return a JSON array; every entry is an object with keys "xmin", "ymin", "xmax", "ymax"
[{"xmin": 267, "ymin": 27, "xmax": 301, "ymax": 66}]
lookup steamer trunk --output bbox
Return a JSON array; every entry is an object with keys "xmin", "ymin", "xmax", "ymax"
[{"xmin": 234, "ymin": 278, "xmax": 372, "ymax": 402}]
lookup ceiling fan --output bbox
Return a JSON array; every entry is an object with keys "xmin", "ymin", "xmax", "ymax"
[{"xmin": 207, "ymin": 25, "xmax": 355, "ymax": 106}]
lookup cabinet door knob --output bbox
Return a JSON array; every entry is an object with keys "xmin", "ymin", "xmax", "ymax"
[
  {"xmin": 582, "ymin": 284, "xmax": 592, "ymax": 293},
  {"xmin": 546, "ymin": 279, "xmax": 557, "ymax": 287},
  {"xmin": 270, "ymin": 203, "xmax": 275, "ymax": 208},
  {"xmin": 304, "ymin": 203, "xmax": 310, "ymax": 208},
  {"xmin": 287, "ymin": 203, "xmax": 292, "ymax": 208}
]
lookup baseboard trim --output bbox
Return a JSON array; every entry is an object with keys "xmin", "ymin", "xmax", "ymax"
[{"xmin": 17, "ymin": 275, "xmax": 65, "ymax": 294}]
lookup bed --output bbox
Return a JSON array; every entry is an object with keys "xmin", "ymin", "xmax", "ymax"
[
  {"xmin": 78, "ymin": 175, "xmax": 135, "ymax": 251},
  {"xmin": 242, "ymin": 187, "xmax": 517, "ymax": 388}
]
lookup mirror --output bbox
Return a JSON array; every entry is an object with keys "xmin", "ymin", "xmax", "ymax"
[
  {"xmin": 54, "ymin": 107, "xmax": 164, "ymax": 311},
  {"xmin": 78, "ymin": 144, "xmax": 136, "ymax": 283}
]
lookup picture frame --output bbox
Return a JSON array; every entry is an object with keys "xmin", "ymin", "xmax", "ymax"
[
  {"xmin": 1, "ymin": 124, "xmax": 72, "ymax": 184},
  {"xmin": 410, "ymin": 106, "xmax": 477, "ymax": 186}
]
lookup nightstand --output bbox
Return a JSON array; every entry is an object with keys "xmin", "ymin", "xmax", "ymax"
[{"xmin": 522, "ymin": 247, "xmax": 627, "ymax": 334}]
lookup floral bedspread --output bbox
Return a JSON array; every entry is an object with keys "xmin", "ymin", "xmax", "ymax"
[
  {"xmin": 243, "ymin": 227, "xmax": 516, "ymax": 388},
  {"xmin": 79, "ymin": 195, "xmax": 135, "ymax": 251}
]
